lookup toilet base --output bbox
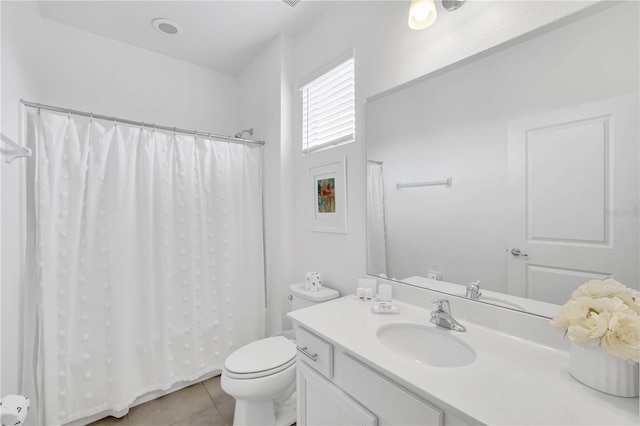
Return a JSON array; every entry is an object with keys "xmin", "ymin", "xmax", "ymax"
[
  {"xmin": 232, "ymin": 391, "xmax": 296, "ymax": 426},
  {"xmin": 275, "ymin": 390, "xmax": 296, "ymax": 426}
]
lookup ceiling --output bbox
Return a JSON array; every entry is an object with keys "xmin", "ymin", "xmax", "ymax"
[{"xmin": 38, "ymin": 1, "xmax": 333, "ymax": 76}]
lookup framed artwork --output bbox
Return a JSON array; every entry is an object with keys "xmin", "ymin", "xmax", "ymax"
[{"xmin": 309, "ymin": 157, "xmax": 348, "ymax": 233}]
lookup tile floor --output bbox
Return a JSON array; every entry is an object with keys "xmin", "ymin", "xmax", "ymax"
[{"xmin": 89, "ymin": 376, "xmax": 235, "ymax": 426}]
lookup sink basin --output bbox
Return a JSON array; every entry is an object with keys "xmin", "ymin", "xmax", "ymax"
[{"xmin": 377, "ymin": 323, "xmax": 476, "ymax": 367}]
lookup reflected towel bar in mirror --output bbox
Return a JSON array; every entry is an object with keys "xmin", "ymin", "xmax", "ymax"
[{"xmin": 396, "ymin": 177, "xmax": 452, "ymax": 190}]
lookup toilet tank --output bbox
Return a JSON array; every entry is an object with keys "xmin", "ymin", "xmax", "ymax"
[{"xmin": 289, "ymin": 282, "xmax": 339, "ymax": 311}]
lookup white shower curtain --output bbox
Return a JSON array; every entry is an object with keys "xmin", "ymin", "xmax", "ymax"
[
  {"xmin": 23, "ymin": 109, "xmax": 265, "ymax": 425},
  {"xmin": 366, "ymin": 163, "xmax": 387, "ymax": 277}
]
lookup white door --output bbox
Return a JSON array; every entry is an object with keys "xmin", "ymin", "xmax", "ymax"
[{"xmin": 507, "ymin": 93, "xmax": 639, "ymax": 304}]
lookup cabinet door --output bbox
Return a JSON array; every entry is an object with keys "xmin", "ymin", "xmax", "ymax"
[
  {"xmin": 298, "ymin": 362, "xmax": 377, "ymax": 426},
  {"xmin": 335, "ymin": 352, "xmax": 444, "ymax": 426}
]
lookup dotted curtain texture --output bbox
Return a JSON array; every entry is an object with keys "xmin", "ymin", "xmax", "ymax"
[{"xmin": 24, "ymin": 109, "xmax": 265, "ymax": 425}]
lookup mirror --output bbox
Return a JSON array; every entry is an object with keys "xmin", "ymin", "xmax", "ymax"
[{"xmin": 366, "ymin": 3, "xmax": 639, "ymax": 318}]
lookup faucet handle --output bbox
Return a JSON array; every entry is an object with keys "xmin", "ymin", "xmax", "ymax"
[
  {"xmin": 466, "ymin": 281, "xmax": 482, "ymax": 299},
  {"xmin": 432, "ymin": 297, "xmax": 451, "ymax": 313}
]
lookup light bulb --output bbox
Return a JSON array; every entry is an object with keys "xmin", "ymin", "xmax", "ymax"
[
  {"xmin": 408, "ymin": 0, "xmax": 437, "ymax": 30},
  {"xmin": 412, "ymin": 3, "xmax": 431, "ymax": 22}
]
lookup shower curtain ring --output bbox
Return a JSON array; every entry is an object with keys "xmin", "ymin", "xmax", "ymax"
[
  {"xmin": 90, "ymin": 112, "xmax": 93, "ymax": 122},
  {"xmin": 68, "ymin": 109, "xmax": 71, "ymax": 120},
  {"xmin": 37, "ymin": 103, "xmax": 41, "ymax": 115},
  {"xmin": 152, "ymin": 123, "xmax": 155, "ymax": 133}
]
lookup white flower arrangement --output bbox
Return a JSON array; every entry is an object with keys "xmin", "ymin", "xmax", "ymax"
[{"xmin": 551, "ymin": 279, "xmax": 640, "ymax": 364}]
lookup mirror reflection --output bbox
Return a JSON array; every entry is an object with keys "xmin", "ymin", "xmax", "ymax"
[{"xmin": 366, "ymin": 3, "xmax": 639, "ymax": 318}]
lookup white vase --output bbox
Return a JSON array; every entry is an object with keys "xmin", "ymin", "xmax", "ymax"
[{"xmin": 569, "ymin": 343, "xmax": 639, "ymax": 397}]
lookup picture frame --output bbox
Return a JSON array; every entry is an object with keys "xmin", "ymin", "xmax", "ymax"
[{"xmin": 309, "ymin": 157, "xmax": 348, "ymax": 233}]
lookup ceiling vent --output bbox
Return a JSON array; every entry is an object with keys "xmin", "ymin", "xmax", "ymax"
[
  {"xmin": 151, "ymin": 18, "xmax": 183, "ymax": 36},
  {"xmin": 281, "ymin": 0, "xmax": 301, "ymax": 8}
]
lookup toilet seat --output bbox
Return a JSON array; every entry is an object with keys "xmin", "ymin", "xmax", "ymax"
[
  {"xmin": 224, "ymin": 336, "xmax": 296, "ymax": 380},
  {"xmin": 224, "ymin": 357, "xmax": 296, "ymax": 380}
]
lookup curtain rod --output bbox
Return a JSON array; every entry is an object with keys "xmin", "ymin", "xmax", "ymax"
[{"xmin": 20, "ymin": 100, "xmax": 265, "ymax": 146}]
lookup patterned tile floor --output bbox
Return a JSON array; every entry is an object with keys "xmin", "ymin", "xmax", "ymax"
[{"xmin": 89, "ymin": 376, "xmax": 235, "ymax": 426}]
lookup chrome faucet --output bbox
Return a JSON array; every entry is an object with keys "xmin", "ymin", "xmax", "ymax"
[
  {"xmin": 430, "ymin": 297, "xmax": 466, "ymax": 332},
  {"xmin": 465, "ymin": 281, "xmax": 482, "ymax": 300}
]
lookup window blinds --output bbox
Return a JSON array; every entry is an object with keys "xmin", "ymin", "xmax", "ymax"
[{"xmin": 301, "ymin": 58, "xmax": 355, "ymax": 153}]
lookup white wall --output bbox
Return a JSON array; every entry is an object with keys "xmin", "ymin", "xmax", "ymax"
[
  {"xmin": 1, "ymin": 1, "xmax": 239, "ymax": 395},
  {"xmin": 237, "ymin": 34, "xmax": 294, "ymax": 336},
  {"xmin": 37, "ymin": 11, "xmax": 238, "ymax": 133},
  {"xmin": 0, "ymin": 0, "xmax": 43, "ymax": 398},
  {"xmin": 288, "ymin": 0, "xmax": 598, "ymax": 298}
]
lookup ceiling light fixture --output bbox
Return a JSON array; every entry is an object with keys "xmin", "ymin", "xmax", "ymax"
[
  {"xmin": 408, "ymin": 0, "xmax": 467, "ymax": 30},
  {"xmin": 408, "ymin": 0, "xmax": 437, "ymax": 30},
  {"xmin": 151, "ymin": 18, "xmax": 183, "ymax": 36},
  {"xmin": 442, "ymin": 0, "xmax": 467, "ymax": 12}
]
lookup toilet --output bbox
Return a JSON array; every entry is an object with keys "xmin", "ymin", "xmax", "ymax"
[{"xmin": 221, "ymin": 283, "xmax": 339, "ymax": 426}]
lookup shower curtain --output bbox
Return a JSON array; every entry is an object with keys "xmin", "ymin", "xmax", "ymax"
[
  {"xmin": 366, "ymin": 163, "xmax": 387, "ymax": 277},
  {"xmin": 22, "ymin": 109, "xmax": 265, "ymax": 425}
]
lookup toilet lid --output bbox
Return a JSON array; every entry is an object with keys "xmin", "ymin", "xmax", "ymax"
[{"xmin": 224, "ymin": 336, "xmax": 296, "ymax": 375}]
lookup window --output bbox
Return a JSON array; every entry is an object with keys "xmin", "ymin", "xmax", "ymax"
[{"xmin": 301, "ymin": 57, "xmax": 355, "ymax": 153}]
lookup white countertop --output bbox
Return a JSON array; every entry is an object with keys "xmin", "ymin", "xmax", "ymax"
[{"xmin": 288, "ymin": 296, "xmax": 639, "ymax": 426}]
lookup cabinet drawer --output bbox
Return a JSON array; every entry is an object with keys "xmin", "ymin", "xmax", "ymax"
[
  {"xmin": 336, "ymin": 352, "xmax": 443, "ymax": 426},
  {"xmin": 296, "ymin": 326, "xmax": 334, "ymax": 378}
]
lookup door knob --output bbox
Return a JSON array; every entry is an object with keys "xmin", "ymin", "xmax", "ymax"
[{"xmin": 510, "ymin": 248, "xmax": 528, "ymax": 257}]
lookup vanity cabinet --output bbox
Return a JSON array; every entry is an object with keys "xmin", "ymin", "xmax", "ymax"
[
  {"xmin": 295, "ymin": 326, "xmax": 472, "ymax": 426},
  {"xmin": 296, "ymin": 327, "xmax": 376, "ymax": 425}
]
